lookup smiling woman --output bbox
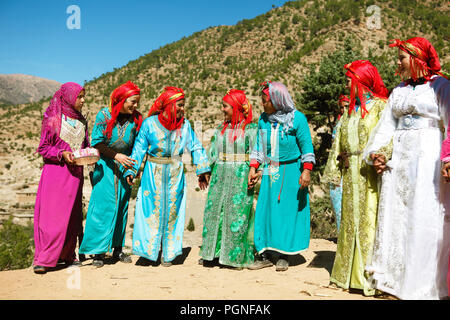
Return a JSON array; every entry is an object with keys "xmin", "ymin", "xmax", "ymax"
[{"xmin": 79, "ymin": 81, "xmax": 143, "ymax": 268}]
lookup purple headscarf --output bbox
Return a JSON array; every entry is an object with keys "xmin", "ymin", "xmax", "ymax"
[
  {"xmin": 41, "ymin": 82, "xmax": 85, "ymax": 136},
  {"xmin": 37, "ymin": 82, "xmax": 89, "ymax": 155}
]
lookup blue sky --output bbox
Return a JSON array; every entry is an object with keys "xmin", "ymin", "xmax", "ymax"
[{"xmin": 0, "ymin": 0, "xmax": 290, "ymax": 85}]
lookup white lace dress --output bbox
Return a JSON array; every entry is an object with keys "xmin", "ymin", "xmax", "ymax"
[{"xmin": 362, "ymin": 76, "xmax": 450, "ymax": 299}]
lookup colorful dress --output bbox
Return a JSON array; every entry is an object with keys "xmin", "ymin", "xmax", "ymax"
[
  {"xmin": 322, "ymin": 97, "xmax": 386, "ymax": 295},
  {"xmin": 79, "ymin": 108, "xmax": 138, "ymax": 255},
  {"xmin": 251, "ymin": 110, "xmax": 314, "ymax": 255},
  {"xmin": 200, "ymin": 122, "xmax": 258, "ymax": 267},
  {"xmin": 363, "ymin": 76, "xmax": 450, "ymax": 299},
  {"xmin": 34, "ymin": 83, "xmax": 88, "ymax": 268},
  {"xmin": 124, "ymin": 115, "xmax": 210, "ymax": 263}
]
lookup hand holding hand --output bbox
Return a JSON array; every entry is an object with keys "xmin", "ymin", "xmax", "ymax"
[
  {"xmin": 114, "ymin": 153, "xmax": 137, "ymax": 169},
  {"xmin": 248, "ymin": 167, "xmax": 262, "ymax": 189},
  {"xmin": 371, "ymin": 153, "xmax": 387, "ymax": 174},
  {"xmin": 198, "ymin": 172, "xmax": 211, "ymax": 190}
]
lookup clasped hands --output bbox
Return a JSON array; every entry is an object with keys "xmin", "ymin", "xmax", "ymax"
[
  {"xmin": 247, "ymin": 166, "xmax": 311, "ymax": 189},
  {"xmin": 370, "ymin": 153, "xmax": 388, "ymax": 174}
]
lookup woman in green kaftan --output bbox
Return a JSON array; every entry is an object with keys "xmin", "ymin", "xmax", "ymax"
[
  {"xmin": 200, "ymin": 89, "xmax": 257, "ymax": 268},
  {"xmin": 322, "ymin": 60, "xmax": 388, "ymax": 295}
]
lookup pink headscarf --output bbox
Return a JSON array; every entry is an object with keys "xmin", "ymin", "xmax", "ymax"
[
  {"xmin": 41, "ymin": 82, "xmax": 85, "ymax": 136},
  {"xmin": 37, "ymin": 82, "xmax": 88, "ymax": 153}
]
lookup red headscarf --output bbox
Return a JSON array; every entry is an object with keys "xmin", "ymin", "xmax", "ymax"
[
  {"xmin": 148, "ymin": 86, "xmax": 185, "ymax": 131},
  {"xmin": 338, "ymin": 94, "xmax": 350, "ymax": 105},
  {"xmin": 389, "ymin": 37, "xmax": 448, "ymax": 82},
  {"xmin": 337, "ymin": 94, "xmax": 349, "ymax": 120},
  {"xmin": 105, "ymin": 81, "xmax": 142, "ymax": 139},
  {"xmin": 260, "ymin": 81, "xmax": 271, "ymax": 101},
  {"xmin": 221, "ymin": 89, "xmax": 253, "ymax": 142},
  {"xmin": 344, "ymin": 60, "xmax": 389, "ymax": 118}
]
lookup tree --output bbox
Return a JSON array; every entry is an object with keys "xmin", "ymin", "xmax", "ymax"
[{"xmin": 297, "ymin": 38, "xmax": 362, "ymax": 172}]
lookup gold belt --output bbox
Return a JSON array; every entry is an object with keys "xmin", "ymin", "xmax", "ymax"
[
  {"xmin": 147, "ymin": 156, "xmax": 178, "ymax": 164},
  {"xmin": 219, "ymin": 153, "xmax": 249, "ymax": 162}
]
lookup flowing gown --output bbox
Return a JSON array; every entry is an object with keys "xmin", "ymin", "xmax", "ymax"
[
  {"xmin": 251, "ymin": 110, "xmax": 315, "ymax": 255},
  {"xmin": 34, "ymin": 115, "xmax": 89, "ymax": 267},
  {"xmin": 200, "ymin": 122, "xmax": 257, "ymax": 267},
  {"xmin": 124, "ymin": 115, "xmax": 210, "ymax": 263},
  {"xmin": 322, "ymin": 97, "xmax": 386, "ymax": 295},
  {"xmin": 80, "ymin": 108, "xmax": 138, "ymax": 255},
  {"xmin": 363, "ymin": 76, "xmax": 450, "ymax": 299}
]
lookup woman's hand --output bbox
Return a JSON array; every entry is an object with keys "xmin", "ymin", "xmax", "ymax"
[
  {"xmin": 442, "ymin": 162, "xmax": 450, "ymax": 183},
  {"xmin": 248, "ymin": 167, "xmax": 262, "ymax": 189},
  {"xmin": 299, "ymin": 169, "xmax": 311, "ymax": 189},
  {"xmin": 126, "ymin": 175, "xmax": 134, "ymax": 186},
  {"xmin": 114, "ymin": 153, "xmax": 137, "ymax": 169},
  {"xmin": 62, "ymin": 151, "xmax": 75, "ymax": 165},
  {"xmin": 370, "ymin": 153, "xmax": 387, "ymax": 174},
  {"xmin": 198, "ymin": 172, "xmax": 211, "ymax": 190}
]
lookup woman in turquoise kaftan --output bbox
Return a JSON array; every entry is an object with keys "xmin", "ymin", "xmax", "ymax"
[
  {"xmin": 248, "ymin": 81, "xmax": 315, "ymax": 271},
  {"xmin": 80, "ymin": 81, "xmax": 143, "ymax": 267},
  {"xmin": 124, "ymin": 87, "xmax": 210, "ymax": 265}
]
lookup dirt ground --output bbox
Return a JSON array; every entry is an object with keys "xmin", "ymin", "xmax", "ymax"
[
  {"xmin": 0, "ymin": 238, "xmax": 385, "ymax": 300},
  {"xmin": 0, "ymin": 166, "xmax": 388, "ymax": 301}
]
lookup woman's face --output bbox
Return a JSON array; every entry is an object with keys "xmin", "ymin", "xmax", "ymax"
[
  {"xmin": 222, "ymin": 101, "xmax": 234, "ymax": 121},
  {"xmin": 261, "ymin": 94, "xmax": 276, "ymax": 114},
  {"xmin": 175, "ymin": 99, "xmax": 185, "ymax": 119},
  {"xmin": 345, "ymin": 76, "xmax": 359, "ymax": 96},
  {"xmin": 397, "ymin": 48, "xmax": 412, "ymax": 79},
  {"xmin": 73, "ymin": 89, "xmax": 85, "ymax": 112},
  {"xmin": 121, "ymin": 94, "xmax": 140, "ymax": 114}
]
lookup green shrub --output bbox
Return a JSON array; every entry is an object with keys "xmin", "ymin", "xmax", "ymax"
[
  {"xmin": 310, "ymin": 192, "xmax": 337, "ymax": 239},
  {"xmin": 0, "ymin": 217, "xmax": 34, "ymax": 271},
  {"xmin": 186, "ymin": 217, "xmax": 195, "ymax": 231}
]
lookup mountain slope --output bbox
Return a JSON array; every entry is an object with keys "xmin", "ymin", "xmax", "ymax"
[
  {"xmin": 0, "ymin": 74, "xmax": 61, "ymax": 105},
  {"xmin": 0, "ymin": 0, "xmax": 448, "ymax": 212}
]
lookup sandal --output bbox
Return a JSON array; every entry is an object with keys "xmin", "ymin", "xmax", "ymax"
[{"xmin": 33, "ymin": 265, "xmax": 47, "ymax": 274}]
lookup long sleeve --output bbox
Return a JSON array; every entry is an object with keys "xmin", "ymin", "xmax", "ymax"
[
  {"xmin": 124, "ymin": 120, "xmax": 150, "ymax": 178},
  {"xmin": 363, "ymin": 92, "xmax": 397, "ymax": 165},
  {"xmin": 295, "ymin": 111, "xmax": 315, "ymax": 164},
  {"xmin": 207, "ymin": 129, "xmax": 220, "ymax": 170},
  {"xmin": 249, "ymin": 117, "xmax": 267, "ymax": 168},
  {"xmin": 37, "ymin": 130, "xmax": 71, "ymax": 163},
  {"xmin": 90, "ymin": 110, "xmax": 108, "ymax": 147},
  {"xmin": 95, "ymin": 142, "xmax": 117, "ymax": 160},
  {"xmin": 185, "ymin": 121, "xmax": 211, "ymax": 176},
  {"xmin": 322, "ymin": 113, "xmax": 344, "ymax": 186}
]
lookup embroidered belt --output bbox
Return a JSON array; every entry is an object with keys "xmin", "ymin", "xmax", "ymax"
[
  {"xmin": 397, "ymin": 114, "xmax": 441, "ymax": 131},
  {"xmin": 147, "ymin": 156, "xmax": 178, "ymax": 164},
  {"xmin": 219, "ymin": 153, "xmax": 249, "ymax": 162}
]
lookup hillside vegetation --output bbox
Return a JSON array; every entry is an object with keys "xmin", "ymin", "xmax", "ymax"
[{"xmin": 0, "ymin": 0, "xmax": 448, "ymax": 237}]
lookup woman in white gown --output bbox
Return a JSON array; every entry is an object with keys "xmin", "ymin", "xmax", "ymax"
[{"xmin": 363, "ymin": 37, "xmax": 450, "ymax": 300}]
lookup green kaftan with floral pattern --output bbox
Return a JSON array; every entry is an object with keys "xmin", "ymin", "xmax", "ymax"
[{"xmin": 200, "ymin": 122, "xmax": 258, "ymax": 267}]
